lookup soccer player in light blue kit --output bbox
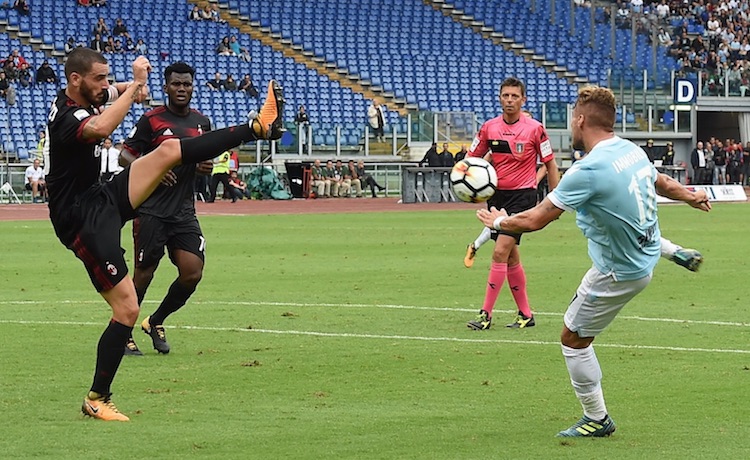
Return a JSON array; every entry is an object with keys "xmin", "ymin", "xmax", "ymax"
[{"xmin": 477, "ymin": 86, "xmax": 711, "ymax": 437}]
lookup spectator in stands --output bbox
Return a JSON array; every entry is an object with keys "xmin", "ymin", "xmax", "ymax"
[
  {"xmin": 438, "ymin": 142, "xmax": 454, "ymax": 167},
  {"xmin": 0, "ymin": 71, "xmax": 9, "ymax": 99},
  {"xmin": 113, "ymin": 18, "xmax": 131, "ymax": 39},
  {"xmin": 324, "ymin": 160, "xmax": 340, "ymax": 197},
  {"xmin": 727, "ymin": 61, "xmax": 742, "ymax": 93},
  {"xmin": 135, "ymin": 38, "xmax": 147, "ymax": 55},
  {"xmin": 690, "ymin": 141, "xmax": 710, "ymax": 184},
  {"xmin": 355, "ymin": 159, "xmax": 385, "ymax": 197},
  {"xmin": 224, "ymin": 74, "xmax": 238, "ymax": 91},
  {"xmin": 655, "ymin": 0, "xmax": 670, "ymax": 23},
  {"xmin": 92, "ymin": 17, "xmax": 109, "ymax": 37},
  {"xmin": 25, "ymin": 158, "xmax": 46, "ymax": 203},
  {"xmin": 113, "ymin": 39, "xmax": 125, "ymax": 54},
  {"xmin": 228, "ymin": 171, "xmax": 250, "ymax": 200},
  {"xmin": 1, "ymin": 57, "xmax": 17, "ymax": 81},
  {"xmin": 630, "ymin": 0, "xmax": 643, "ymax": 17},
  {"xmin": 104, "ymin": 36, "xmax": 115, "ymax": 53},
  {"xmin": 210, "ymin": 4, "xmax": 225, "ymax": 23},
  {"xmin": 672, "ymin": 19, "xmax": 688, "ymax": 39},
  {"xmin": 35, "ymin": 61, "xmax": 57, "ymax": 85},
  {"xmin": 657, "ymin": 27, "xmax": 672, "ymax": 47},
  {"xmin": 99, "ymin": 137, "xmax": 122, "ymax": 182},
  {"xmin": 295, "ymin": 105, "xmax": 309, "ymax": 153},
  {"xmin": 124, "ymin": 37, "xmax": 135, "ymax": 53},
  {"xmin": 206, "ymin": 72, "xmax": 224, "ymax": 91},
  {"xmin": 15, "ymin": 63, "xmax": 31, "ymax": 88},
  {"xmin": 89, "ymin": 33, "xmax": 105, "ymax": 53},
  {"xmin": 310, "ymin": 159, "xmax": 330, "ymax": 198},
  {"xmin": 367, "ymin": 100, "xmax": 386, "ymax": 143},
  {"xmin": 13, "ymin": 0, "xmax": 29, "ymax": 15},
  {"xmin": 670, "ymin": 32, "xmax": 691, "ymax": 59},
  {"xmin": 239, "ymin": 47, "xmax": 252, "ymax": 62},
  {"xmin": 200, "ymin": 5, "xmax": 212, "ymax": 21},
  {"xmin": 6, "ymin": 49, "xmax": 28, "ymax": 73},
  {"xmin": 229, "ymin": 36, "xmax": 241, "ymax": 56},
  {"xmin": 207, "ymin": 151, "xmax": 233, "ymax": 203},
  {"xmin": 419, "ymin": 142, "xmax": 441, "ymax": 167},
  {"xmin": 739, "ymin": 38, "xmax": 750, "ymax": 61},
  {"xmin": 188, "ymin": 5, "xmax": 202, "ymax": 21},
  {"xmin": 616, "ymin": 2, "xmax": 630, "ymax": 28},
  {"xmin": 706, "ymin": 14, "xmax": 721, "ymax": 42},
  {"xmin": 65, "ymin": 37, "xmax": 82, "ymax": 54},
  {"xmin": 239, "ymin": 74, "xmax": 258, "ymax": 97},
  {"xmin": 454, "ymin": 144, "xmax": 468, "ymax": 162},
  {"xmin": 347, "ymin": 160, "xmax": 363, "ymax": 198},
  {"xmin": 216, "ymin": 36, "xmax": 233, "ymax": 56}
]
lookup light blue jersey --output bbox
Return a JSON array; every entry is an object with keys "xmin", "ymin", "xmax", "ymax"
[{"xmin": 548, "ymin": 136, "xmax": 660, "ymax": 281}]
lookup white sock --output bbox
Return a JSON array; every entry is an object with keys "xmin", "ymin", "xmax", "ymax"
[
  {"xmin": 473, "ymin": 226, "xmax": 493, "ymax": 250},
  {"xmin": 660, "ymin": 237, "xmax": 682, "ymax": 260},
  {"xmin": 562, "ymin": 344, "xmax": 608, "ymax": 421}
]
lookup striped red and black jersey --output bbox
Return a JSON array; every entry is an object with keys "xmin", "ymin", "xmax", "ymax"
[{"xmin": 123, "ymin": 106, "xmax": 212, "ymax": 220}]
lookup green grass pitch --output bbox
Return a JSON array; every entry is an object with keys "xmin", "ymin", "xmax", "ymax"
[{"xmin": 1, "ymin": 204, "xmax": 749, "ymax": 459}]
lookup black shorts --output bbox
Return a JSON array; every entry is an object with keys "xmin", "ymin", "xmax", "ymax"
[
  {"xmin": 487, "ymin": 188, "xmax": 537, "ymax": 244},
  {"xmin": 52, "ymin": 169, "xmax": 136, "ymax": 292},
  {"xmin": 133, "ymin": 214, "xmax": 205, "ymax": 269}
]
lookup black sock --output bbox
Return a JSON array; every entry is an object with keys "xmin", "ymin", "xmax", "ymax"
[
  {"xmin": 135, "ymin": 284, "xmax": 147, "ymax": 306},
  {"xmin": 179, "ymin": 125, "xmax": 256, "ymax": 164},
  {"xmin": 150, "ymin": 279, "xmax": 196, "ymax": 326},
  {"xmin": 90, "ymin": 320, "xmax": 133, "ymax": 396}
]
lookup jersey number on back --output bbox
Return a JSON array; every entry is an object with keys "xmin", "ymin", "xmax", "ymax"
[{"xmin": 628, "ymin": 165, "xmax": 657, "ymax": 225}]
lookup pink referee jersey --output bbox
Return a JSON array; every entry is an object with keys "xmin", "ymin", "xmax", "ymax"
[{"xmin": 468, "ymin": 115, "xmax": 554, "ymax": 190}]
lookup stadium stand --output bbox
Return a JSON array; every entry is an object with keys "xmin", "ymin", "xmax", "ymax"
[{"xmin": 0, "ymin": 0, "xmax": 684, "ymax": 159}]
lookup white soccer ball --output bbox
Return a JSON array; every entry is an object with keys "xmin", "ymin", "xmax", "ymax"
[{"xmin": 450, "ymin": 157, "xmax": 497, "ymax": 203}]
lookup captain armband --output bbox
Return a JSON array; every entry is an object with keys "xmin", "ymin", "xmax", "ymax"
[{"xmin": 106, "ymin": 85, "xmax": 119, "ymax": 103}]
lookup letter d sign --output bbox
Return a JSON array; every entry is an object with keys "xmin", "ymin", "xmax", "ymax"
[{"xmin": 674, "ymin": 79, "xmax": 696, "ymax": 104}]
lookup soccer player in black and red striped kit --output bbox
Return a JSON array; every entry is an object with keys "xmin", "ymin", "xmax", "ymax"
[
  {"xmin": 119, "ymin": 62, "xmax": 212, "ymax": 356},
  {"xmin": 45, "ymin": 48, "xmax": 284, "ymax": 421}
]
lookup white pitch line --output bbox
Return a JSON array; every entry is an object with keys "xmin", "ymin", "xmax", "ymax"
[
  {"xmin": 3, "ymin": 299, "xmax": 748, "ymax": 328},
  {"xmin": 0, "ymin": 319, "xmax": 748, "ymax": 354}
]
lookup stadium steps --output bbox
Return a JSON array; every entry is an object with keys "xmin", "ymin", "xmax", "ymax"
[
  {"xmin": 0, "ymin": 24, "xmax": 163, "ymax": 112},
  {"xmin": 191, "ymin": 0, "xmax": 412, "ymax": 117},
  {"xmin": 425, "ymin": 0, "xmax": 590, "ymax": 86},
  {"xmin": 0, "ymin": 22, "xmax": 60, "ymax": 65}
]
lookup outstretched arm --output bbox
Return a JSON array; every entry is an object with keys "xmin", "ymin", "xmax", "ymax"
[
  {"xmin": 476, "ymin": 197, "xmax": 564, "ymax": 233},
  {"xmin": 654, "ymin": 173, "xmax": 711, "ymax": 212}
]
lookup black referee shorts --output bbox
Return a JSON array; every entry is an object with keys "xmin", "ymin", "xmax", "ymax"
[{"xmin": 486, "ymin": 188, "xmax": 538, "ymax": 244}]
